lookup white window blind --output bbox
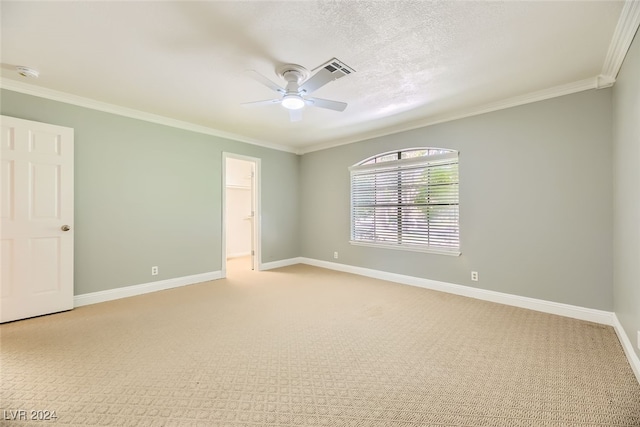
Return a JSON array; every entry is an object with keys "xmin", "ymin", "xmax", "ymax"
[{"xmin": 350, "ymin": 150, "xmax": 460, "ymax": 255}]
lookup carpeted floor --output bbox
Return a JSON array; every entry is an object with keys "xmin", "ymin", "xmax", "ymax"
[{"xmin": 1, "ymin": 258, "xmax": 639, "ymax": 426}]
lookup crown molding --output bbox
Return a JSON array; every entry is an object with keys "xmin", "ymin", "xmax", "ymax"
[
  {"xmin": 5, "ymin": 0, "xmax": 636, "ymax": 160},
  {"xmin": 601, "ymin": 0, "xmax": 640, "ymax": 79},
  {"xmin": 0, "ymin": 78, "xmax": 297, "ymax": 154},
  {"xmin": 299, "ymin": 76, "xmax": 600, "ymax": 154},
  {"xmin": 0, "ymin": 74, "xmax": 610, "ymax": 158}
]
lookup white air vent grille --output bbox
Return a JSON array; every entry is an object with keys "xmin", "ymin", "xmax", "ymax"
[
  {"xmin": 323, "ymin": 58, "xmax": 355, "ymax": 76},
  {"xmin": 298, "ymin": 58, "xmax": 356, "ymax": 95}
]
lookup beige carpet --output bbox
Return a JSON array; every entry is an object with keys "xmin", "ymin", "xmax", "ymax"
[{"xmin": 1, "ymin": 258, "xmax": 639, "ymax": 426}]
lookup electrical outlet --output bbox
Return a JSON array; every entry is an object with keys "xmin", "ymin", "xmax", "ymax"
[
  {"xmin": 471, "ymin": 271, "xmax": 479, "ymax": 282},
  {"xmin": 151, "ymin": 266, "xmax": 158, "ymax": 276},
  {"xmin": 333, "ymin": 251, "xmax": 339, "ymax": 259}
]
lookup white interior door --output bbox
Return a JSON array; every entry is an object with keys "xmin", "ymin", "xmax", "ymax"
[{"xmin": 1, "ymin": 116, "xmax": 74, "ymax": 323}]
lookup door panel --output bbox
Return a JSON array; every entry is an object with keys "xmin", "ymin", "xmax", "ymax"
[
  {"xmin": 1, "ymin": 159, "xmax": 14, "ymax": 219},
  {"xmin": 1, "ymin": 239, "xmax": 13, "ymax": 298},
  {"xmin": 30, "ymin": 237, "xmax": 61, "ymax": 293},
  {"xmin": 30, "ymin": 163, "xmax": 61, "ymax": 219},
  {"xmin": 0, "ymin": 116, "xmax": 74, "ymax": 323},
  {"xmin": 30, "ymin": 130, "xmax": 62, "ymax": 155}
]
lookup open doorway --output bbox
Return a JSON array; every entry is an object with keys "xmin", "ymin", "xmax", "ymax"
[{"xmin": 223, "ymin": 153, "xmax": 260, "ymax": 276}]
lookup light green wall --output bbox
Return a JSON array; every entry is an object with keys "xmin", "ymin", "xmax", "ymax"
[
  {"xmin": 1, "ymin": 89, "xmax": 300, "ymax": 295},
  {"xmin": 300, "ymin": 89, "xmax": 613, "ymax": 311},
  {"xmin": 0, "ymin": 82, "xmax": 622, "ymax": 315},
  {"xmin": 613, "ymin": 31, "xmax": 640, "ymax": 360}
]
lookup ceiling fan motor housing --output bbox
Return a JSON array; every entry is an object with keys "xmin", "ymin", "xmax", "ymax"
[
  {"xmin": 277, "ymin": 64, "xmax": 309, "ymax": 84},
  {"xmin": 276, "ymin": 64, "xmax": 309, "ymax": 109}
]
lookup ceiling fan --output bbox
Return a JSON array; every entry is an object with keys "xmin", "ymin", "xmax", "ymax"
[{"xmin": 243, "ymin": 58, "xmax": 356, "ymax": 122}]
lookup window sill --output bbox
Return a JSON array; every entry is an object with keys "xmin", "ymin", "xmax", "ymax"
[{"xmin": 349, "ymin": 240, "xmax": 461, "ymax": 256}]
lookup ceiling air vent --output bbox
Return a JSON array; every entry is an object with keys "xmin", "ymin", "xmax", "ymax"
[
  {"xmin": 324, "ymin": 59, "xmax": 354, "ymax": 76},
  {"xmin": 299, "ymin": 58, "xmax": 355, "ymax": 94}
]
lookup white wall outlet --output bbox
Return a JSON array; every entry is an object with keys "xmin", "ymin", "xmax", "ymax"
[
  {"xmin": 333, "ymin": 251, "xmax": 339, "ymax": 259},
  {"xmin": 151, "ymin": 266, "xmax": 158, "ymax": 276},
  {"xmin": 471, "ymin": 271, "xmax": 479, "ymax": 281}
]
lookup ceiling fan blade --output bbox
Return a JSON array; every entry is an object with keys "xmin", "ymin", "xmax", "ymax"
[
  {"xmin": 241, "ymin": 98, "xmax": 282, "ymax": 107},
  {"xmin": 246, "ymin": 70, "xmax": 285, "ymax": 94},
  {"xmin": 306, "ymin": 97, "xmax": 347, "ymax": 112},
  {"xmin": 289, "ymin": 109, "xmax": 302, "ymax": 122}
]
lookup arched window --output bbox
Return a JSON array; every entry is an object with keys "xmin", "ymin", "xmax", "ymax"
[{"xmin": 349, "ymin": 148, "xmax": 460, "ymax": 255}]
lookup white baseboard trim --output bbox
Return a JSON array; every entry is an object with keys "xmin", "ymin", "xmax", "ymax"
[
  {"xmin": 70, "ymin": 258, "xmax": 639, "ymax": 385},
  {"xmin": 612, "ymin": 314, "xmax": 640, "ymax": 383},
  {"xmin": 260, "ymin": 257, "xmax": 302, "ymax": 271},
  {"xmin": 298, "ymin": 258, "xmax": 640, "ymax": 384},
  {"xmin": 227, "ymin": 252, "xmax": 251, "ymax": 259},
  {"xmin": 298, "ymin": 258, "xmax": 614, "ymax": 326},
  {"xmin": 74, "ymin": 271, "xmax": 222, "ymax": 307}
]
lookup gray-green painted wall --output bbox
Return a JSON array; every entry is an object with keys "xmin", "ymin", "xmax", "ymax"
[
  {"xmin": 613, "ymin": 31, "xmax": 640, "ymax": 360},
  {"xmin": 300, "ymin": 89, "xmax": 613, "ymax": 311},
  {"xmin": 0, "ymin": 81, "xmax": 624, "ymax": 316},
  {"xmin": 1, "ymin": 89, "xmax": 300, "ymax": 295}
]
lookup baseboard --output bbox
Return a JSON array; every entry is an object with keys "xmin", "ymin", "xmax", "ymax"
[
  {"xmin": 227, "ymin": 252, "xmax": 251, "ymax": 259},
  {"xmin": 612, "ymin": 314, "xmax": 640, "ymax": 383},
  {"xmin": 260, "ymin": 257, "xmax": 302, "ymax": 271},
  {"xmin": 296, "ymin": 258, "xmax": 640, "ymax": 383},
  {"xmin": 71, "ymin": 258, "xmax": 639, "ymax": 385},
  {"xmin": 74, "ymin": 271, "xmax": 222, "ymax": 307},
  {"xmin": 298, "ymin": 258, "xmax": 614, "ymax": 325}
]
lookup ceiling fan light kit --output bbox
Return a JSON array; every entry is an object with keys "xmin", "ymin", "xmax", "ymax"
[
  {"xmin": 281, "ymin": 95, "xmax": 305, "ymax": 110},
  {"xmin": 244, "ymin": 58, "xmax": 355, "ymax": 121}
]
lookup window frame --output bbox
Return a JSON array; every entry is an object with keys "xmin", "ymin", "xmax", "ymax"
[{"xmin": 349, "ymin": 148, "xmax": 460, "ymax": 256}]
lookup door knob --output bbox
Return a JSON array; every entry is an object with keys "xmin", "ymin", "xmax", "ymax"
[{"xmin": 61, "ymin": 225, "xmax": 71, "ymax": 231}]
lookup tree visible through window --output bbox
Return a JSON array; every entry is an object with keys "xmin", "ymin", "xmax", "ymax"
[{"xmin": 350, "ymin": 148, "xmax": 460, "ymax": 255}]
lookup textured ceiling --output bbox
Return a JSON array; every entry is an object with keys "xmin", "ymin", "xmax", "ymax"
[{"xmin": 0, "ymin": 1, "xmax": 634, "ymax": 153}]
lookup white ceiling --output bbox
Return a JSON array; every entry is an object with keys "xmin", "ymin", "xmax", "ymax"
[{"xmin": 1, "ymin": 1, "xmax": 637, "ymax": 154}]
